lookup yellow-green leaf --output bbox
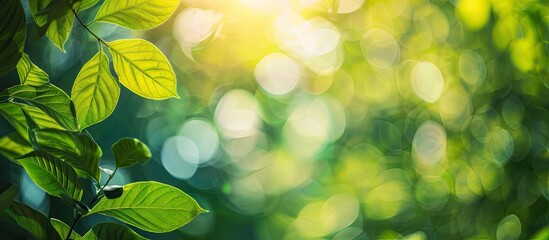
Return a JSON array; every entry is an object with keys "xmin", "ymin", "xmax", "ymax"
[
  {"xmin": 72, "ymin": 50, "xmax": 120, "ymax": 129},
  {"xmin": 16, "ymin": 53, "xmax": 49, "ymax": 86},
  {"xmin": 94, "ymin": 0, "xmax": 180, "ymax": 30},
  {"xmin": 0, "ymin": 0, "xmax": 26, "ymax": 76},
  {"xmin": 108, "ymin": 39, "xmax": 179, "ymax": 100}
]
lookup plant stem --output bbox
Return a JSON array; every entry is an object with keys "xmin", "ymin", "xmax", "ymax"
[
  {"xmin": 64, "ymin": 168, "xmax": 118, "ymax": 240},
  {"xmin": 71, "ymin": 8, "xmax": 109, "ymax": 47}
]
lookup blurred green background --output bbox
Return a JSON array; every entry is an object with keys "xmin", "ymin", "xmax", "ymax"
[{"xmin": 1, "ymin": 0, "xmax": 548, "ymax": 239}]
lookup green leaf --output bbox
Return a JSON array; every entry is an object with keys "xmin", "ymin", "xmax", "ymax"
[
  {"xmin": 108, "ymin": 39, "xmax": 179, "ymax": 100},
  {"xmin": 60, "ymin": 192, "xmax": 90, "ymax": 215},
  {"xmin": 0, "ymin": 83, "xmax": 79, "ymax": 131},
  {"xmin": 82, "ymin": 222, "xmax": 148, "ymax": 240},
  {"xmin": 0, "ymin": 183, "xmax": 18, "ymax": 212},
  {"xmin": 0, "ymin": 0, "xmax": 25, "ymax": 76},
  {"xmin": 94, "ymin": 0, "xmax": 180, "ymax": 30},
  {"xmin": 29, "ymin": 0, "xmax": 74, "ymax": 52},
  {"xmin": 0, "ymin": 103, "xmax": 66, "ymax": 142},
  {"xmin": 87, "ymin": 181, "xmax": 206, "ymax": 233},
  {"xmin": 51, "ymin": 218, "xmax": 82, "ymax": 240},
  {"xmin": 77, "ymin": 0, "xmax": 100, "ymax": 12},
  {"xmin": 72, "ymin": 50, "xmax": 120, "ymax": 129},
  {"xmin": 3, "ymin": 201, "xmax": 62, "ymax": 240},
  {"xmin": 16, "ymin": 53, "xmax": 49, "ymax": 86},
  {"xmin": 0, "ymin": 132, "xmax": 32, "ymax": 164},
  {"xmin": 18, "ymin": 151, "xmax": 83, "ymax": 201},
  {"xmin": 34, "ymin": 128, "xmax": 102, "ymax": 182},
  {"xmin": 112, "ymin": 138, "xmax": 152, "ymax": 168}
]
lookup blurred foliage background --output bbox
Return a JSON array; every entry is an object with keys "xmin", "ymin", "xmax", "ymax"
[{"xmin": 1, "ymin": 0, "xmax": 549, "ymax": 239}]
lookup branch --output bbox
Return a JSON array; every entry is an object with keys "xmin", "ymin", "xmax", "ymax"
[
  {"xmin": 71, "ymin": 8, "xmax": 109, "ymax": 48},
  {"xmin": 65, "ymin": 168, "xmax": 118, "ymax": 240}
]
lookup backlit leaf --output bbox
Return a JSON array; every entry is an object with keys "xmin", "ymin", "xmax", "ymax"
[
  {"xmin": 51, "ymin": 218, "xmax": 82, "ymax": 240},
  {"xmin": 0, "ymin": 0, "xmax": 26, "ymax": 76},
  {"xmin": 0, "ymin": 183, "xmax": 18, "ymax": 213},
  {"xmin": 87, "ymin": 181, "xmax": 206, "ymax": 233},
  {"xmin": 0, "ymin": 84, "xmax": 79, "ymax": 131},
  {"xmin": 28, "ymin": 0, "xmax": 75, "ymax": 52},
  {"xmin": 82, "ymin": 222, "xmax": 148, "ymax": 240},
  {"xmin": 112, "ymin": 138, "xmax": 152, "ymax": 168},
  {"xmin": 94, "ymin": 0, "xmax": 180, "ymax": 30},
  {"xmin": 16, "ymin": 53, "xmax": 49, "ymax": 86},
  {"xmin": 72, "ymin": 50, "xmax": 120, "ymax": 129},
  {"xmin": 108, "ymin": 39, "xmax": 179, "ymax": 100},
  {"xmin": 19, "ymin": 151, "xmax": 83, "ymax": 200},
  {"xmin": 0, "ymin": 132, "xmax": 32, "ymax": 164},
  {"xmin": 0, "ymin": 103, "xmax": 64, "ymax": 142},
  {"xmin": 34, "ymin": 128, "xmax": 102, "ymax": 182},
  {"xmin": 3, "ymin": 201, "xmax": 61, "ymax": 240}
]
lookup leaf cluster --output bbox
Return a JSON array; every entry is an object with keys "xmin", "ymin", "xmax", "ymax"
[{"xmin": 0, "ymin": 0, "xmax": 205, "ymax": 239}]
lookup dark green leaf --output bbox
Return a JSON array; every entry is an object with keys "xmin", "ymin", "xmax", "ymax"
[
  {"xmin": 72, "ymin": 50, "xmax": 120, "ymax": 129},
  {"xmin": 34, "ymin": 128, "xmax": 102, "ymax": 181},
  {"xmin": 51, "ymin": 218, "xmax": 82, "ymax": 240},
  {"xmin": 0, "ymin": 132, "xmax": 32, "ymax": 164},
  {"xmin": 3, "ymin": 201, "xmax": 62, "ymax": 240},
  {"xmin": 0, "ymin": 84, "xmax": 79, "ymax": 131},
  {"xmin": 0, "ymin": 0, "xmax": 25, "ymax": 76},
  {"xmin": 87, "ymin": 181, "xmax": 207, "ymax": 233},
  {"xmin": 60, "ymin": 192, "xmax": 90, "ymax": 215},
  {"xmin": 19, "ymin": 151, "xmax": 83, "ymax": 200},
  {"xmin": 103, "ymin": 185, "xmax": 123, "ymax": 199},
  {"xmin": 112, "ymin": 138, "xmax": 152, "ymax": 168},
  {"xmin": 16, "ymin": 53, "xmax": 49, "ymax": 86},
  {"xmin": 81, "ymin": 222, "xmax": 148, "ymax": 240},
  {"xmin": 0, "ymin": 183, "xmax": 18, "ymax": 212}
]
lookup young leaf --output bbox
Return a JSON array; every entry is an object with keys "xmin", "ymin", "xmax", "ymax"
[
  {"xmin": 81, "ymin": 222, "xmax": 148, "ymax": 240},
  {"xmin": 112, "ymin": 138, "xmax": 152, "ymax": 168},
  {"xmin": 0, "ymin": 84, "xmax": 79, "ymax": 131},
  {"xmin": 51, "ymin": 218, "xmax": 82, "ymax": 240},
  {"xmin": 18, "ymin": 151, "xmax": 83, "ymax": 201},
  {"xmin": 108, "ymin": 39, "xmax": 179, "ymax": 100},
  {"xmin": 72, "ymin": 50, "xmax": 120, "ymax": 129},
  {"xmin": 87, "ymin": 181, "xmax": 207, "ymax": 233},
  {"xmin": 16, "ymin": 53, "xmax": 49, "ymax": 86},
  {"xmin": 0, "ymin": 183, "xmax": 18, "ymax": 212},
  {"xmin": 0, "ymin": 0, "xmax": 25, "ymax": 76},
  {"xmin": 34, "ymin": 128, "xmax": 102, "ymax": 182},
  {"xmin": 94, "ymin": 0, "xmax": 180, "ymax": 30},
  {"xmin": 3, "ymin": 201, "xmax": 62, "ymax": 240},
  {"xmin": 0, "ymin": 132, "xmax": 32, "ymax": 164}
]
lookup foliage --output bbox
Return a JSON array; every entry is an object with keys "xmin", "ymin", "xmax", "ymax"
[{"xmin": 0, "ymin": 0, "xmax": 205, "ymax": 239}]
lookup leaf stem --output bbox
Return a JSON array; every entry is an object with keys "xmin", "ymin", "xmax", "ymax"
[
  {"xmin": 64, "ymin": 168, "xmax": 118, "ymax": 240},
  {"xmin": 71, "ymin": 8, "xmax": 109, "ymax": 48}
]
